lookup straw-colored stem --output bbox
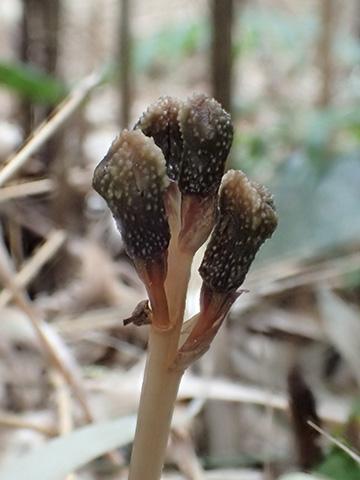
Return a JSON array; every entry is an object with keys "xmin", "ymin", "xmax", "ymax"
[
  {"xmin": 129, "ymin": 249, "xmax": 192, "ymax": 480},
  {"xmin": 128, "ymin": 331, "xmax": 183, "ymax": 480}
]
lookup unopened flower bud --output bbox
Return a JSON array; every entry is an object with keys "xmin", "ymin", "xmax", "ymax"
[
  {"xmin": 93, "ymin": 130, "xmax": 170, "ymax": 260},
  {"xmin": 93, "ymin": 129, "xmax": 171, "ymax": 330},
  {"xmin": 135, "ymin": 96, "xmax": 183, "ymax": 182},
  {"xmin": 178, "ymin": 94, "xmax": 234, "ymax": 253},
  {"xmin": 176, "ymin": 170, "xmax": 277, "ymax": 367},
  {"xmin": 178, "ymin": 93, "xmax": 233, "ymax": 196},
  {"xmin": 199, "ymin": 169, "xmax": 278, "ymax": 293}
]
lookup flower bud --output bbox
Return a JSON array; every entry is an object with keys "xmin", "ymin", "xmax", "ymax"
[
  {"xmin": 178, "ymin": 93, "xmax": 233, "ymax": 196},
  {"xmin": 92, "ymin": 129, "xmax": 171, "ymax": 330},
  {"xmin": 135, "ymin": 96, "xmax": 183, "ymax": 182},
  {"xmin": 176, "ymin": 170, "xmax": 277, "ymax": 366},
  {"xmin": 178, "ymin": 94, "xmax": 234, "ymax": 253},
  {"xmin": 199, "ymin": 169, "xmax": 278, "ymax": 293}
]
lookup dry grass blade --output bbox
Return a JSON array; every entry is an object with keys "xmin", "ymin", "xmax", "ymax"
[
  {"xmin": 55, "ymin": 306, "xmax": 142, "ymax": 336},
  {"xmin": 0, "ymin": 179, "xmax": 54, "ymax": 203},
  {"xmin": 308, "ymin": 420, "xmax": 360, "ymax": 464},
  {"xmin": 0, "ymin": 239, "xmax": 93, "ymax": 424},
  {"xmin": 244, "ymin": 252, "xmax": 360, "ymax": 306},
  {"xmin": 52, "ymin": 371, "xmax": 74, "ymax": 437},
  {"xmin": 0, "ymin": 70, "xmax": 104, "ymax": 187},
  {"xmin": 0, "ymin": 411, "xmax": 56, "ymax": 436},
  {"xmin": 51, "ymin": 372, "xmax": 78, "ymax": 480},
  {"xmin": 89, "ymin": 372, "xmax": 350, "ymax": 424},
  {"xmin": 0, "ymin": 229, "xmax": 66, "ymax": 308},
  {"xmin": 169, "ymin": 429, "xmax": 205, "ymax": 480}
]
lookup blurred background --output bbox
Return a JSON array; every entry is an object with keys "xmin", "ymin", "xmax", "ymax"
[{"xmin": 0, "ymin": 0, "xmax": 359, "ymax": 479}]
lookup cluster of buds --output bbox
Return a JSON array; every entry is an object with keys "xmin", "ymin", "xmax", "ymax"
[{"xmin": 93, "ymin": 93, "xmax": 277, "ymax": 367}]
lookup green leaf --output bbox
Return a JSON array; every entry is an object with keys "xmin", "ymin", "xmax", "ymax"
[
  {"xmin": 279, "ymin": 474, "xmax": 329, "ymax": 480},
  {"xmin": 0, "ymin": 61, "xmax": 66, "ymax": 104},
  {"xmin": 0, "ymin": 415, "xmax": 136, "ymax": 480},
  {"xmin": 316, "ymin": 448, "xmax": 360, "ymax": 480}
]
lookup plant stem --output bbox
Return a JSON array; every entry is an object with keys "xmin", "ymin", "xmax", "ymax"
[
  {"xmin": 128, "ymin": 250, "xmax": 192, "ymax": 480},
  {"xmin": 128, "ymin": 331, "xmax": 183, "ymax": 480}
]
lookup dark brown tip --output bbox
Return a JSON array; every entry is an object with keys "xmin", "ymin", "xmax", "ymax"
[
  {"xmin": 178, "ymin": 93, "xmax": 233, "ymax": 195},
  {"xmin": 199, "ymin": 170, "xmax": 278, "ymax": 293},
  {"xmin": 134, "ymin": 96, "xmax": 183, "ymax": 181},
  {"xmin": 92, "ymin": 129, "xmax": 170, "ymax": 261}
]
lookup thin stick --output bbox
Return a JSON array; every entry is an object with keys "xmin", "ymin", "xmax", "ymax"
[
  {"xmin": 308, "ymin": 420, "xmax": 360, "ymax": 464},
  {"xmin": 0, "ymin": 70, "xmax": 104, "ymax": 187},
  {"xmin": 0, "ymin": 240, "xmax": 93, "ymax": 424},
  {"xmin": 241, "ymin": 252, "xmax": 360, "ymax": 309},
  {"xmin": 128, "ymin": 248, "xmax": 193, "ymax": 480},
  {"xmin": 0, "ymin": 179, "xmax": 54, "ymax": 203},
  {"xmin": 52, "ymin": 371, "xmax": 78, "ymax": 480},
  {"xmin": 88, "ymin": 372, "xmax": 349, "ymax": 425},
  {"xmin": 0, "ymin": 411, "xmax": 56, "ymax": 436},
  {"xmin": 52, "ymin": 370, "xmax": 74, "ymax": 436},
  {"xmin": 55, "ymin": 305, "xmax": 142, "ymax": 336},
  {"xmin": 0, "ymin": 229, "xmax": 66, "ymax": 307}
]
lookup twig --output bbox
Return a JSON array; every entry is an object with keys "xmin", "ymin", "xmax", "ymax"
[
  {"xmin": 52, "ymin": 370, "xmax": 73, "ymax": 437},
  {"xmin": 249, "ymin": 251, "xmax": 360, "ymax": 287},
  {"xmin": 0, "ymin": 70, "xmax": 104, "ymax": 187},
  {"xmin": 55, "ymin": 306, "xmax": 142, "ymax": 336},
  {"xmin": 0, "ymin": 239, "xmax": 123, "ymax": 467},
  {"xmin": 0, "ymin": 179, "xmax": 54, "ymax": 203},
  {"xmin": 51, "ymin": 371, "xmax": 77, "ymax": 480},
  {"xmin": 0, "ymin": 239, "xmax": 93, "ymax": 424},
  {"xmin": 0, "ymin": 410, "xmax": 56, "ymax": 436},
  {"xmin": 308, "ymin": 420, "xmax": 360, "ymax": 464},
  {"xmin": 88, "ymin": 373, "xmax": 350, "ymax": 425},
  {"xmin": 0, "ymin": 229, "xmax": 66, "ymax": 307},
  {"xmin": 242, "ymin": 251, "xmax": 360, "ymax": 307}
]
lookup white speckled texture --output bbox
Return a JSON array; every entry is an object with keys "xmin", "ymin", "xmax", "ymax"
[
  {"xmin": 179, "ymin": 93, "xmax": 233, "ymax": 195},
  {"xmin": 136, "ymin": 93, "xmax": 233, "ymax": 197},
  {"xmin": 199, "ymin": 169, "xmax": 278, "ymax": 293},
  {"xmin": 135, "ymin": 96, "xmax": 183, "ymax": 181},
  {"xmin": 93, "ymin": 129, "xmax": 170, "ymax": 260}
]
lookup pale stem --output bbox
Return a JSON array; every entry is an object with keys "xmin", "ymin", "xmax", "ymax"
[{"xmin": 128, "ymin": 248, "xmax": 192, "ymax": 480}]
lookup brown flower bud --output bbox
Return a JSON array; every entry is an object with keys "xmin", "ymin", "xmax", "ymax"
[
  {"xmin": 178, "ymin": 93, "xmax": 233, "ymax": 196},
  {"xmin": 93, "ymin": 129, "xmax": 170, "ymax": 261},
  {"xmin": 134, "ymin": 96, "xmax": 183, "ymax": 182},
  {"xmin": 92, "ymin": 129, "xmax": 171, "ymax": 330},
  {"xmin": 199, "ymin": 169, "xmax": 278, "ymax": 293},
  {"xmin": 175, "ymin": 170, "xmax": 278, "ymax": 366}
]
